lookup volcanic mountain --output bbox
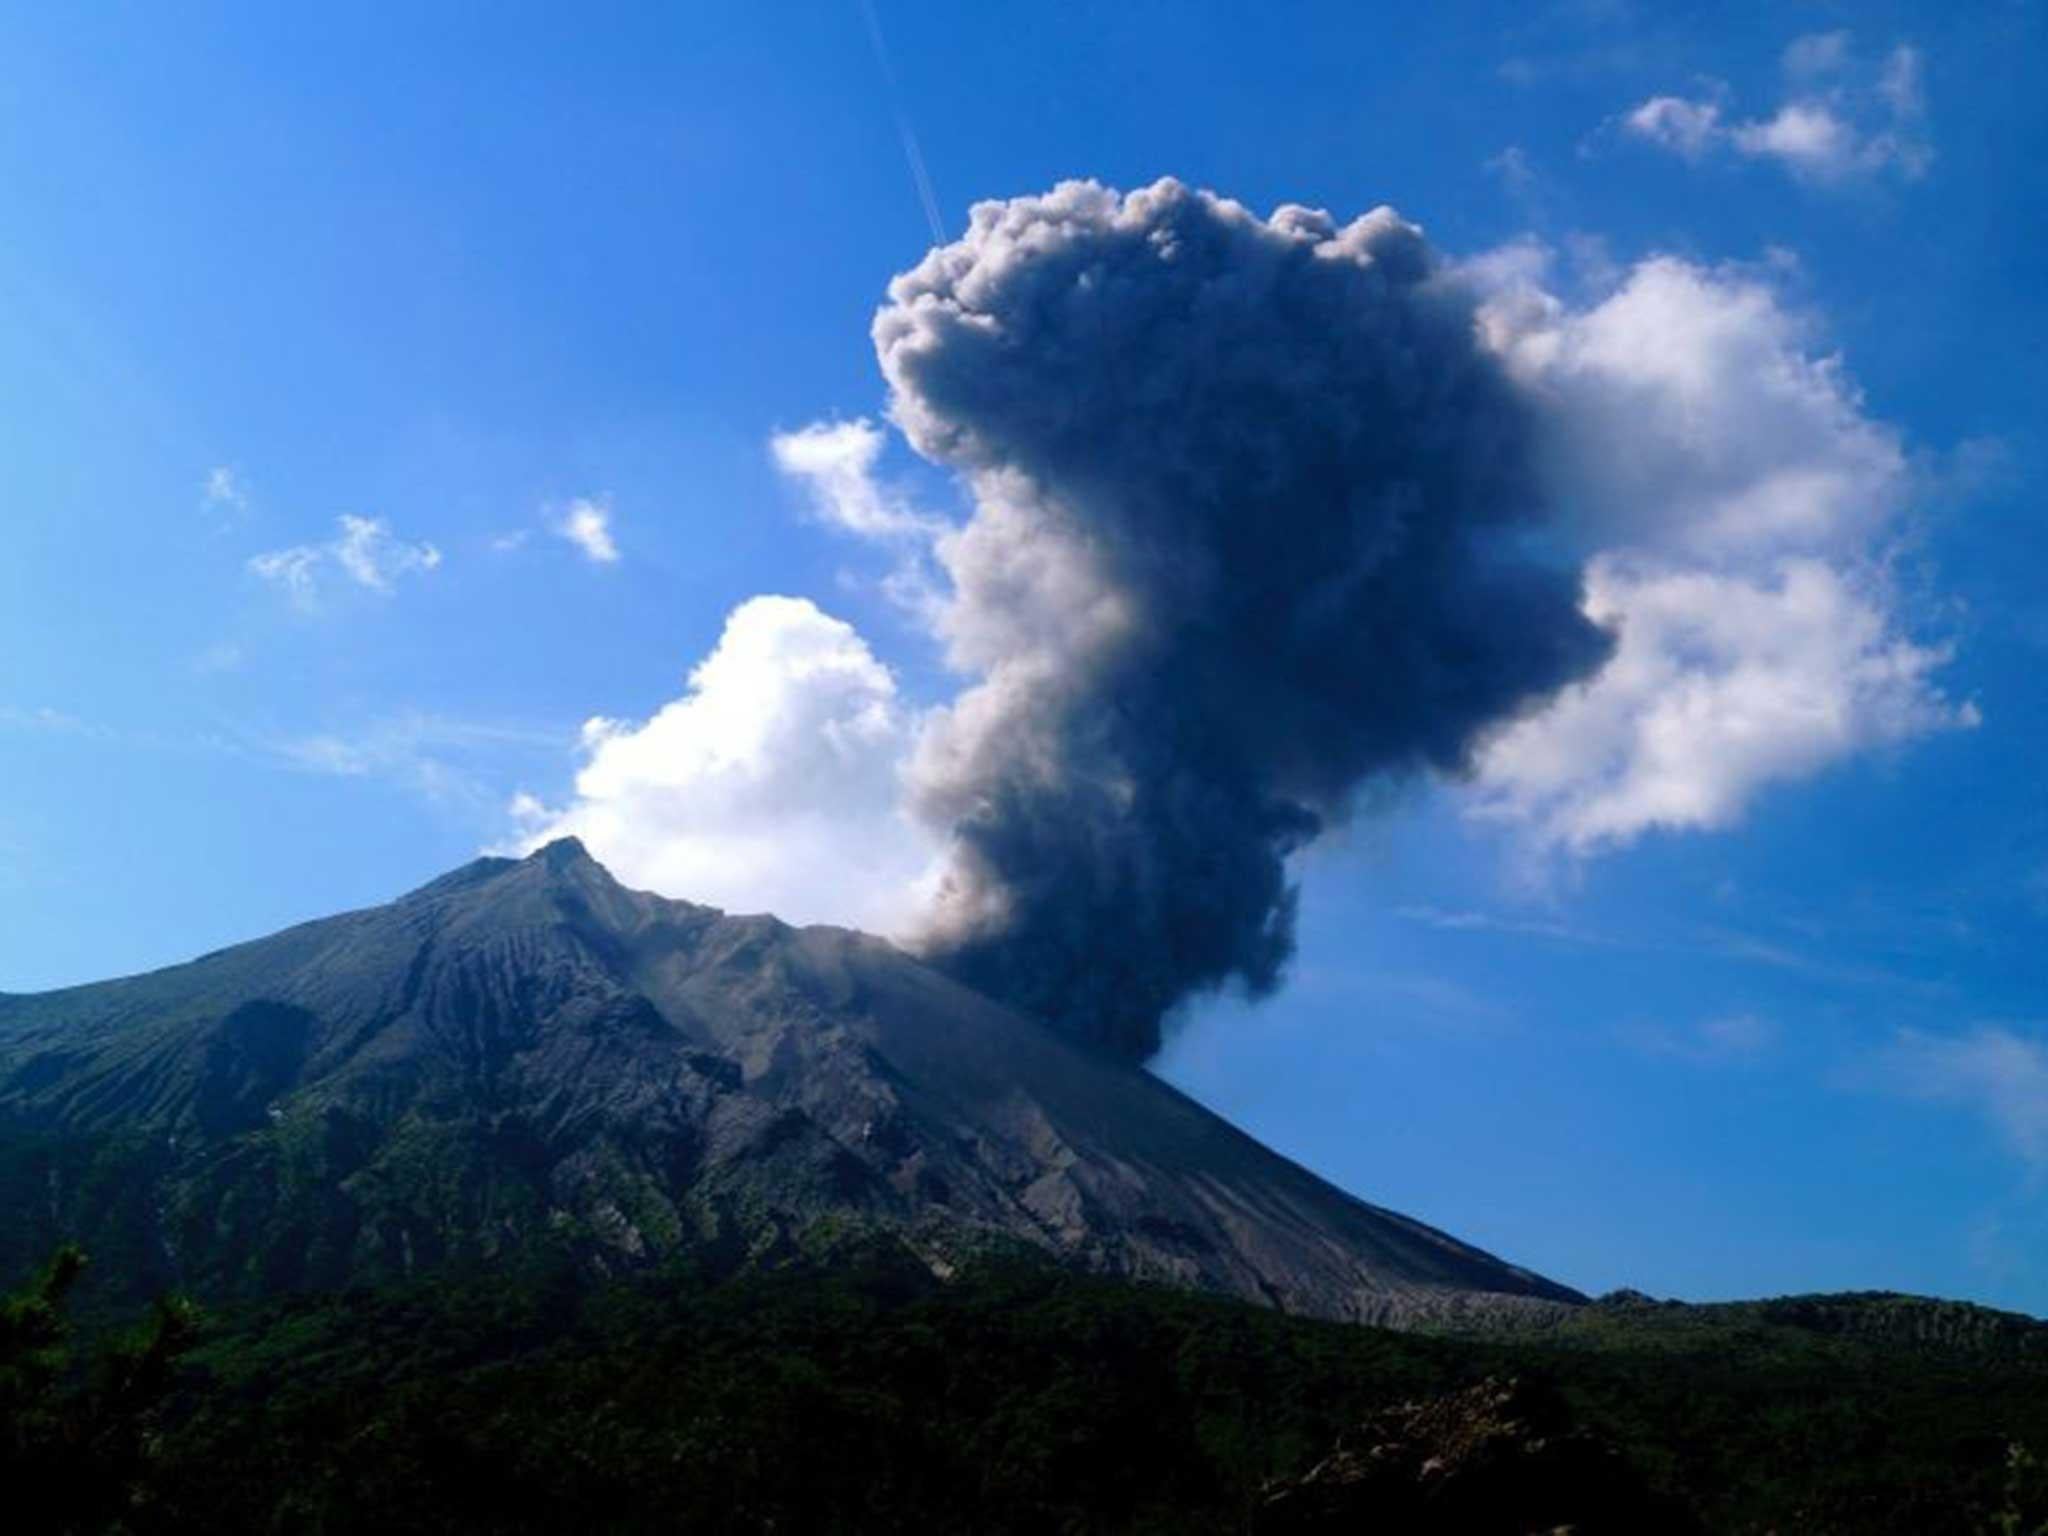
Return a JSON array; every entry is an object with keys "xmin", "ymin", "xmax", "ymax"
[{"xmin": 0, "ymin": 840, "xmax": 1579, "ymax": 1324}]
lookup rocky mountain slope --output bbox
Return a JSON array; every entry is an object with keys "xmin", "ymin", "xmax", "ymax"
[{"xmin": 0, "ymin": 840, "xmax": 1579, "ymax": 1323}]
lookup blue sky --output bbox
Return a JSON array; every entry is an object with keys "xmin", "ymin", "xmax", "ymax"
[{"xmin": 3, "ymin": 1, "xmax": 2045, "ymax": 1309}]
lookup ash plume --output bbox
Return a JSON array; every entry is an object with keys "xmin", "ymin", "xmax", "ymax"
[{"xmin": 874, "ymin": 179, "xmax": 1612, "ymax": 1060}]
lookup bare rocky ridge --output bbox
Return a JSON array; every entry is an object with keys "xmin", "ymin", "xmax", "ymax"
[{"xmin": 0, "ymin": 840, "xmax": 1580, "ymax": 1323}]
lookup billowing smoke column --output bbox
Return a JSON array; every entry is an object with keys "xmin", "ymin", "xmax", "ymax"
[{"xmin": 875, "ymin": 180, "xmax": 1612, "ymax": 1060}]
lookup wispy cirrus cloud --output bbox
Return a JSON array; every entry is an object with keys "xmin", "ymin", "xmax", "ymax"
[
  {"xmin": 554, "ymin": 497, "xmax": 620, "ymax": 564},
  {"xmin": 203, "ymin": 465, "xmax": 249, "ymax": 521},
  {"xmin": 0, "ymin": 705, "xmax": 116, "ymax": 742},
  {"xmin": 247, "ymin": 545, "xmax": 322, "ymax": 602},
  {"xmin": 272, "ymin": 712, "xmax": 570, "ymax": 815},
  {"xmin": 1394, "ymin": 904, "xmax": 1611, "ymax": 946},
  {"xmin": 192, "ymin": 641, "xmax": 245, "ymax": 675},
  {"xmin": 1, "ymin": 699, "xmax": 569, "ymax": 825},
  {"xmin": 1623, "ymin": 1011, "xmax": 1777, "ymax": 1066},
  {"xmin": 332, "ymin": 515, "xmax": 441, "ymax": 592},
  {"xmin": 1394, "ymin": 901, "xmax": 1954, "ymax": 1001},
  {"xmin": 1875, "ymin": 1026, "xmax": 2048, "ymax": 1171},
  {"xmin": 249, "ymin": 515, "xmax": 442, "ymax": 607}
]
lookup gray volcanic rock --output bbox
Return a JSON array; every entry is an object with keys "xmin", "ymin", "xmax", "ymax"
[{"xmin": 0, "ymin": 840, "xmax": 1580, "ymax": 1323}]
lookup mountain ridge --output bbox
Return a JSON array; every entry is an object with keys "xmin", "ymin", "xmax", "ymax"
[{"xmin": 0, "ymin": 839, "xmax": 1580, "ymax": 1325}]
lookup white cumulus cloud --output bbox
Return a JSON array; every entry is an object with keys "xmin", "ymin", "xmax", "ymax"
[
  {"xmin": 1477, "ymin": 557, "xmax": 1968, "ymax": 852},
  {"xmin": 509, "ymin": 594, "xmax": 935, "ymax": 932},
  {"xmin": 771, "ymin": 418, "xmax": 937, "ymax": 540},
  {"xmin": 1467, "ymin": 248, "xmax": 1974, "ymax": 855},
  {"xmin": 1624, "ymin": 96, "xmax": 1724, "ymax": 160},
  {"xmin": 1484, "ymin": 255, "xmax": 1907, "ymax": 555},
  {"xmin": 1621, "ymin": 35, "xmax": 1930, "ymax": 185}
]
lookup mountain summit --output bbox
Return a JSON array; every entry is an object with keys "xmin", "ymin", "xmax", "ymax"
[{"xmin": 0, "ymin": 841, "xmax": 1578, "ymax": 1323}]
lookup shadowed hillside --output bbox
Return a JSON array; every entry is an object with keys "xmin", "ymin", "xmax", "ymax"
[{"xmin": 14, "ymin": 1246, "xmax": 2047, "ymax": 1535}]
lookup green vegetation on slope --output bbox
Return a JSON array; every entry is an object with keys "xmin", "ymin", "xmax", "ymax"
[{"xmin": 14, "ymin": 1244, "xmax": 2048, "ymax": 1534}]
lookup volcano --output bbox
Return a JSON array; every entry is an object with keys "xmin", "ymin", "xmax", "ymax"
[{"xmin": 0, "ymin": 839, "xmax": 1578, "ymax": 1324}]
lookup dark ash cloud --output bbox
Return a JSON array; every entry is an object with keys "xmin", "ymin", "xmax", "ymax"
[{"xmin": 874, "ymin": 179, "xmax": 1612, "ymax": 1060}]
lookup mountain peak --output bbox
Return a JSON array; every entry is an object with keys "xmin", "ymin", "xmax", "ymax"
[
  {"xmin": 408, "ymin": 836, "xmax": 603, "ymax": 900},
  {"xmin": 532, "ymin": 835, "xmax": 594, "ymax": 871}
]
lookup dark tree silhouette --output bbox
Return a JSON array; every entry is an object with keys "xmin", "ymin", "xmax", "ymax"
[{"xmin": 0, "ymin": 1246, "xmax": 201, "ymax": 1535}]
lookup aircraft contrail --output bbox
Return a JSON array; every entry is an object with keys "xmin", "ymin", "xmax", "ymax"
[{"xmin": 858, "ymin": 0, "xmax": 946, "ymax": 246}]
